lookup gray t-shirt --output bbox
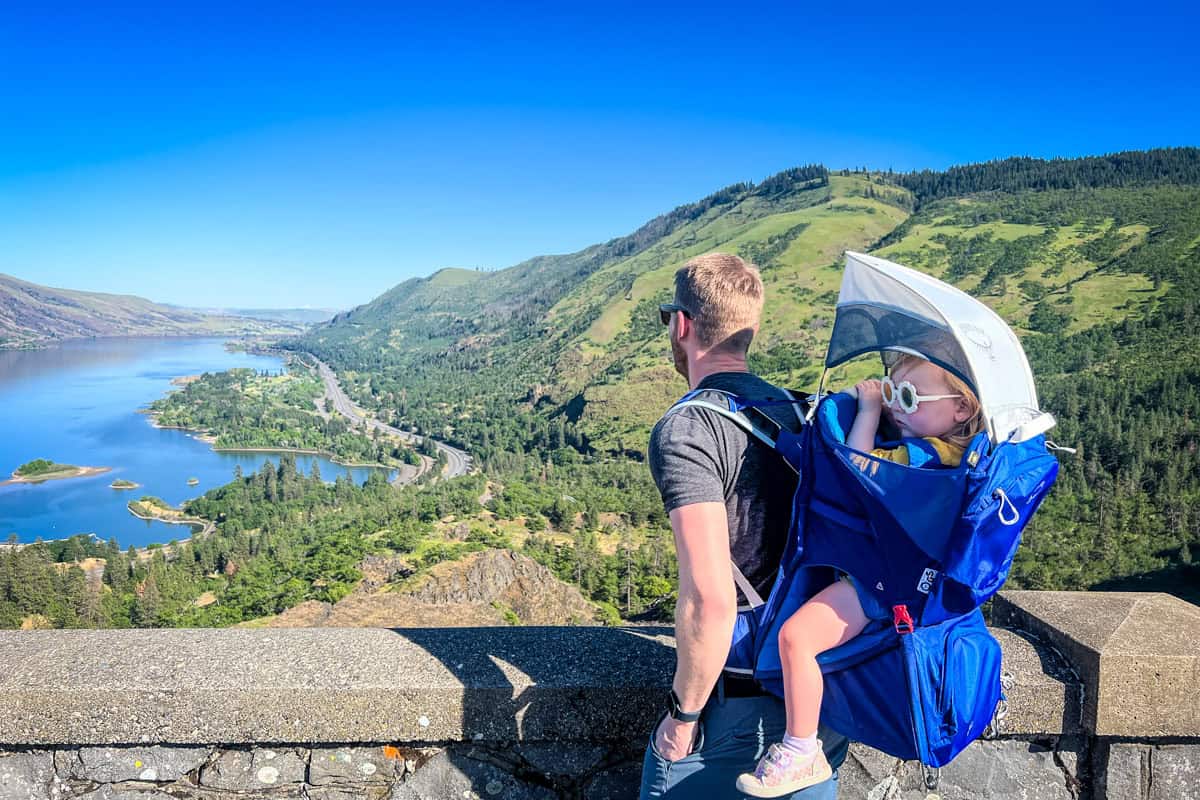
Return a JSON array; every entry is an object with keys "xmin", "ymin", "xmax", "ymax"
[{"xmin": 648, "ymin": 372, "xmax": 804, "ymax": 602}]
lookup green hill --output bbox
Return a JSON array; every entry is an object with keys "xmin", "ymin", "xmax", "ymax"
[
  {"xmin": 547, "ymin": 175, "xmax": 911, "ymax": 451},
  {"xmin": 300, "ymin": 166, "xmax": 909, "ymax": 451}
]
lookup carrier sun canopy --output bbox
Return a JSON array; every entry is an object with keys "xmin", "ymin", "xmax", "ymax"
[{"xmin": 828, "ymin": 252, "xmax": 1054, "ymax": 444}]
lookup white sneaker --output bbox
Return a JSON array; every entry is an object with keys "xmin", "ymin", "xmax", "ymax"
[{"xmin": 735, "ymin": 742, "xmax": 832, "ymax": 798}]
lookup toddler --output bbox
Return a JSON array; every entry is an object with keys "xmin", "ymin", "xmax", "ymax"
[{"xmin": 735, "ymin": 355, "xmax": 985, "ymax": 797}]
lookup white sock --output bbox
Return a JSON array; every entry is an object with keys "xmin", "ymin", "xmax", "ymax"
[{"xmin": 781, "ymin": 732, "xmax": 819, "ymax": 757}]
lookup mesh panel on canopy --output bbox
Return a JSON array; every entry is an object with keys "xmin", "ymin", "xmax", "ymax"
[
  {"xmin": 826, "ymin": 304, "xmax": 976, "ymax": 392},
  {"xmin": 827, "ymin": 252, "xmax": 1051, "ymax": 444}
]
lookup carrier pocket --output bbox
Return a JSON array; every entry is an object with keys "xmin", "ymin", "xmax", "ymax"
[
  {"xmin": 939, "ymin": 440, "xmax": 1059, "ymax": 612},
  {"xmin": 817, "ymin": 624, "xmax": 920, "ymax": 761},
  {"xmin": 902, "ymin": 610, "xmax": 1003, "ymax": 767}
]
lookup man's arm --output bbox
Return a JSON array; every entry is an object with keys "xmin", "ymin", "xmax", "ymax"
[{"xmin": 654, "ymin": 501, "xmax": 737, "ymax": 761}]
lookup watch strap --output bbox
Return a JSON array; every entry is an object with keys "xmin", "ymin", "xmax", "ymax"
[{"xmin": 669, "ymin": 689, "xmax": 703, "ymax": 723}]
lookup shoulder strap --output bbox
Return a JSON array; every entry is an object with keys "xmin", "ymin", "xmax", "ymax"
[
  {"xmin": 671, "ymin": 388, "xmax": 804, "ymax": 456},
  {"xmin": 669, "ymin": 388, "xmax": 803, "ymax": 613},
  {"xmin": 674, "ymin": 397, "xmax": 777, "ymax": 449},
  {"xmin": 731, "ymin": 563, "xmax": 765, "ymax": 610}
]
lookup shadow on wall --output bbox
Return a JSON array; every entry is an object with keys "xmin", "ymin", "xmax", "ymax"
[{"xmin": 392, "ymin": 625, "xmax": 675, "ymax": 794}]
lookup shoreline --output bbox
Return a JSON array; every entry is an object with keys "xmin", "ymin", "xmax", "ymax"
[
  {"xmin": 0, "ymin": 332, "xmax": 299, "ymax": 354},
  {"xmin": 0, "ymin": 504, "xmax": 213, "ymax": 552},
  {"xmin": 0, "ymin": 465, "xmax": 112, "ymax": 487},
  {"xmin": 126, "ymin": 501, "xmax": 215, "ymax": 555},
  {"xmin": 212, "ymin": 445, "xmax": 393, "ymax": 469},
  {"xmin": 126, "ymin": 502, "xmax": 208, "ymax": 531},
  {"xmin": 145, "ymin": 408, "xmax": 395, "ymax": 470},
  {"xmin": 142, "ymin": 412, "xmax": 219, "ymax": 443}
]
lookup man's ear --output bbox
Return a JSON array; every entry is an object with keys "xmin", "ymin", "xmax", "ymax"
[{"xmin": 675, "ymin": 312, "xmax": 691, "ymax": 340}]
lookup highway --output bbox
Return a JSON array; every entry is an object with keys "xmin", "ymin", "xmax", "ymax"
[{"xmin": 308, "ymin": 356, "xmax": 472, "ymax": 482}]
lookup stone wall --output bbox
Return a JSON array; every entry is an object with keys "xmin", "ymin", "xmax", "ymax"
[
  {"xmin": 0, "ymin": 742, "xmax": 642, "ymax": 799},
  {"xmin": 1, "ymin": 592, "xmax": 1197, "ymax": 800}
]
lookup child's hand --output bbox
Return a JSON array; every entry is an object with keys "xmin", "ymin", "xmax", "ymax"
[
  {"xmin": 846, "ymin": 379, "xmax": 883, "ymax": 454},
  {"xmin": 855, "ymin": 379, "xmax": 883, "ymax": 413}
]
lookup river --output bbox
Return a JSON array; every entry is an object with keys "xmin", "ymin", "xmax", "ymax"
[{"xmin": 0, "ymin": 337, "xmax": 391, "ymax": 548}]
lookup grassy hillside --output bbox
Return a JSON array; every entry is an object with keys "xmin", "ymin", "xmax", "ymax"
[
  {"xmin": 293, "ymin": 149, "xmax": 1200, "ymax": 602},
  {"xmin": 299, "ymin": 168, "xmax": 913, "ymax": 452},
  {"xmin": 547, "ymin": 175, "xmax": 911, "ymax": 450},
  {"xmin": 0, "ymin": 274, "xmax": 303, "ymax": 348}
]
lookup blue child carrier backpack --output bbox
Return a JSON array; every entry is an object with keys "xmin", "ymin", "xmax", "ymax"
[
  {"xmin": 674, "ymin": 247, "xmax": 1069, "ymax": 783},
  {"xmin": 676, "ymin": 388, "xmax": 1060, "ymax": 773}
]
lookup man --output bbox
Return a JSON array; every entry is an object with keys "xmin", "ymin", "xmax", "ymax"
[{"xmin": 639, "ymin": 253, "xmax": 847, "ymax": 798}]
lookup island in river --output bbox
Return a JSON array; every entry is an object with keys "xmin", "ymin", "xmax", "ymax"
[{"xmin": 3, "ymin": 459, "xmax": 111, "ymax": 487}]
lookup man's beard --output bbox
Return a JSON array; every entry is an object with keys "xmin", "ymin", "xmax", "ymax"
[{"xmin": 670, "ymin": 336, "xmax": 688, "ymax": 381}]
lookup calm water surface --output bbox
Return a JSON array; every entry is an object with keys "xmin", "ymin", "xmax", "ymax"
[{"xmin": 0, "ymin": 337, "xmax": 388, "ymax": 548}]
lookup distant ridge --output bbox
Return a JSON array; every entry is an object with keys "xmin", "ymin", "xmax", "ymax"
[
  {"xmin": 896, "ymin": 147, "xmax": 1200, "ymax": 206},
  {"xmin": 0, "ymin": 274, "xmax": 304, "ymax": 348},
  {"xmin": 179, "ymin": 306, "xmax": 339, "ymax": 325}
]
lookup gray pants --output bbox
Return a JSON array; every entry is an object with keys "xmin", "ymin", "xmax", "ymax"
[{"xmin": 639, "ymin": 684, "xmax": 848, "ymax": 799}]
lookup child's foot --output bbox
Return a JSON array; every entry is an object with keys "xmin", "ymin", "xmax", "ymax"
[{"xmin": 735, "ymin": 742, "xmax": 832, "ymax": 798}]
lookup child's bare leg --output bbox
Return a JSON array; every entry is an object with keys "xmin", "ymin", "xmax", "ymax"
[
  {"xmin": 735, "ymin": 580, "xmax": 869, "ymax": 796},
  {"xmin": 778, "ymin": 579, "xmax": 869, "ymax": 738}
]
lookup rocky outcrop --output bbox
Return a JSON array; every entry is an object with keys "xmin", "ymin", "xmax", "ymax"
[
  {"xmin": 254, "ymin": 549, "xmax": 599, "ymax": 628},
  {"xmin": 403, "ymin": 550, "xmax": 597, "ymax": 624},
  {"xmin": 356, "ymin": 553, "xmax": 414, "ymax": 592}
]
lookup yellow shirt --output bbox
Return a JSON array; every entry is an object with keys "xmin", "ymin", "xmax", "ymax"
[{"xmin": 869, "ymin": 437, "xmax": 964, "ymax": 467}]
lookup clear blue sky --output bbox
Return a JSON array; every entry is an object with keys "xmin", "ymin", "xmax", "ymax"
[{"xmin": 1, "ymin": 2, "xmax": 1197, "ymax": 309}]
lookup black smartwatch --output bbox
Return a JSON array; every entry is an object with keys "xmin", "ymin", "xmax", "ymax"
[{"xmin": 668, "ymin": 689, "xmax": 703, "ymax": 723}]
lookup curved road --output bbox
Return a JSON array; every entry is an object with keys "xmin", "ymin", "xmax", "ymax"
[{"xmin": 309, "ymin": 356, "xmax": 472, "ymax": 481}]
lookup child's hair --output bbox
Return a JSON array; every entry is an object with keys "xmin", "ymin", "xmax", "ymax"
[{"xmin": 889, "ymin": 354, "xmax": 985, "ymax": 448}]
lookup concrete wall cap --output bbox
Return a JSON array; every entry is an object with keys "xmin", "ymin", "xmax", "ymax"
[
  {"xmin": 0, "ymin": 626, "xmax": 676, "ymax": 746},
  {"xmin": 994, "ymin": 591, "xmax": 1200, "ymax": 738},
  {"xmin": 0, "ymin": 621, "xmax": 1078, "ymax": 746}
]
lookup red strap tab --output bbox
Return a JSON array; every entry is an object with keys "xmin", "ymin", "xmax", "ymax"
[{"xmin": 892, "ymin": 604, "xmax": 914, "ymax": 635}]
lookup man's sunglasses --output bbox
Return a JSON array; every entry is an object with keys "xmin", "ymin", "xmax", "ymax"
[
  {"xmin": 659, "ymin": 303, "xmax": 694, "ymax": 326},
  {"xmin": 880, "ymin": 376, "xmax": 961, "ymax": 415}
]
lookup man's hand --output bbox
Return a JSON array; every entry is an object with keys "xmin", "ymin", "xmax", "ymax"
[{"xmin": 654, "ymin": 716, "xmax": 699, "ymax": 762}]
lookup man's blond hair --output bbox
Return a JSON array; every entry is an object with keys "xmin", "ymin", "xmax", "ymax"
[{"xmin": 673, "ymin": 253, "xmax": 764, "ymax": 354}]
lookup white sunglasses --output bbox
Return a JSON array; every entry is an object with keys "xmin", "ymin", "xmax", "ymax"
[{"xmin": 880, "ymin": 376, "xmax": 961, "ymax": 414}]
